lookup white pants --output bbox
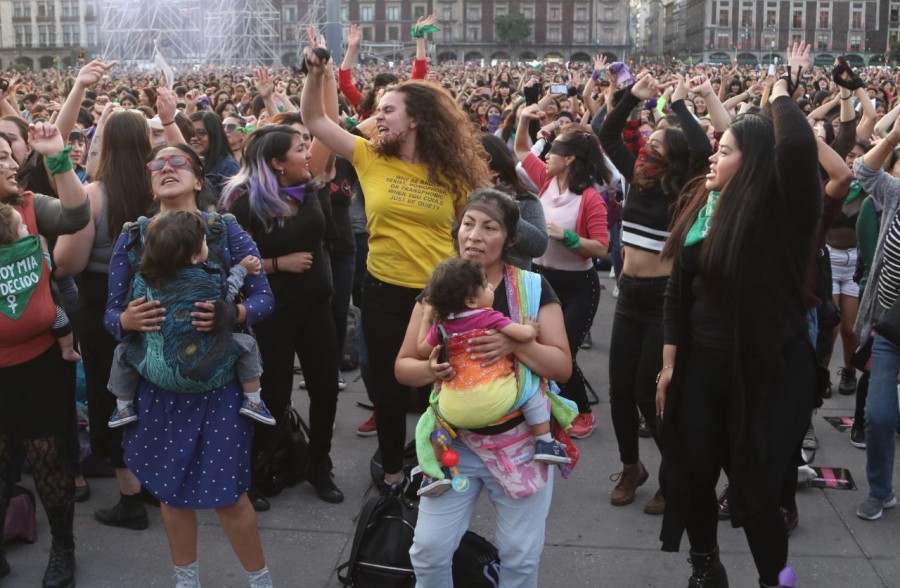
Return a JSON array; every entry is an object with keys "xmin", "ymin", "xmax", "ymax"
[{"xmin": 410, "ymin": 440, "xmax": 554, "ymax": 588}]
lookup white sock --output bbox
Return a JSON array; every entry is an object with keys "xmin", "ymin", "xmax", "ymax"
[
  {"xmin": 245, "ymin": 390, "xmax": 261, "ymax": 403},
  {"xmin": 536, "ymin": 433, "xmax": 553, "ymax": 442},
  {"xmin": 174, "ymin": 561, "xmax": 200, "ymax": 588},
  {"xmin": 247, "ymin": 566, "xmax": 273, "ymax": 588},
  {"xmin": 116, "ymin": 399, "xmax": 133, "ymax": 411}
]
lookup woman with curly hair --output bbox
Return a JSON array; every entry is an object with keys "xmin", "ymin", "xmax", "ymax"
[{"xmin": 301, "ymin": 44, "xmax": 491, "ymax": 490}]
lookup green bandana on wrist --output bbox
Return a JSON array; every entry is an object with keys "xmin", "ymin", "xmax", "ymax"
[
  {"xmin": 410, "ymin": 24, "xmax": 441, "ymax": 38},
  {"xmin": 45, "ymin": 145, "xmax": 73, "ymax": 176},
  {"xmin": 562, "ymin": 229, "xmax": 581, "ymax": 249},
  {"xmin": 685, "ymin": 190, "xmax": 720, "ymax": 247}
]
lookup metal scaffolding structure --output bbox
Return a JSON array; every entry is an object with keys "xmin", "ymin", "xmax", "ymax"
[
  {"xmin": 203, "ymin": 0, "xmax": 281, "ymax": 67},
  {"xmin": 100, "ymin": 0, "xmax": 202, "ymax": 64}
]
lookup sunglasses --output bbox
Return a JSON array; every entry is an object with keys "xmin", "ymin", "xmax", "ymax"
[{"xmin": 146, "ymin": 155, "xmax": 195, "ymax": 173}]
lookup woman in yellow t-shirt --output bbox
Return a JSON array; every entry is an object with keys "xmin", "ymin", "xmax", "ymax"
[{"xmin": 300, "ymin": 42, "xmax": 490, "ymax": 488}]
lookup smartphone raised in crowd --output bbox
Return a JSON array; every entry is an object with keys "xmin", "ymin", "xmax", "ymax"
[{"xmin": 549, "ymin": 83, "xmax": 568, "ymax": 94}]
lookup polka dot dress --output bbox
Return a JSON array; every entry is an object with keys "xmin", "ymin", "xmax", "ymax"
[{"xmin": 122, "ymin": 379, "xmax": 253, "ymax": 509}]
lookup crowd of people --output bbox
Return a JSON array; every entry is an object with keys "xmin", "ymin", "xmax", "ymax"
[{"xmin": 1, "ymin": 16, "xmax": 899, "ymax": 588}]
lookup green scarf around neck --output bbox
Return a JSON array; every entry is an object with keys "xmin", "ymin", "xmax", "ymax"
[{"xmin": 685, "ymin": 191, "xmax": 720, "ymax": 247}]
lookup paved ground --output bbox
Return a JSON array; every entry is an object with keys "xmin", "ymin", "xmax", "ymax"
[{"xmin": 4, "ymin": 275, "xmax": 899, "ymax": 587}]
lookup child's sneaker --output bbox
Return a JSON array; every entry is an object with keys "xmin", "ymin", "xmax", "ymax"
[
  {"xmin": 416, "ymin": 466, "xmax": 455, "ymax": 498},
  {"xmin": 108, "ymin": 404, "xmax": 138, "ymax": 428},
  {"xmin": 534, "ymin": 439, "xmax": 572, "ymax": 464},
  {"xmin": 240, "ymin": 397, "xmax": 277, "ymax": 426}
]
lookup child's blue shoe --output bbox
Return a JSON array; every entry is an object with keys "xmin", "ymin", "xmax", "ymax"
[
  {"xmin": 534, "ymin": 439, "xmax": 572, "ymax": 464},
  {"xmin": 108, "ymin": 404, "xmax": 138, "ymax": 428},
  {"xmin": 417, "ymin": 467, "xmax": 454, "ymax": 498},
  {"xmin": 240, "ymin": 397, "xmax": 277, "ymax": 425}
]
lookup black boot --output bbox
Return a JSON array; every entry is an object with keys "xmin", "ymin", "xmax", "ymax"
[
  {"xmin": 307, "ymin": 458, "xmax": 344, "ymax": 504},
  {"xmin": 94, "ymin": 492, "xmax": 148, "ymax": 530},
  {"xmin": 43, "ymin": 504, "xmax": 75, "ymax": 588},
  {"xmin": 687, "ymin": 547, "xmax": 729, "ymax": 588}
]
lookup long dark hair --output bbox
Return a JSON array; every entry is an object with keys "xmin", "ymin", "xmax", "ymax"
[
  {"xmin": 480, "ymin": 133, "xmax": 535, "ymax": 199},
  {"xmin": 551, "ymin": 123, "xmax": 610, "ymax": 194},
  {"xmin": 190, "ymin": 111, "xmax": 232, "ymax": 173},
  {"xmin": 97, "ymin": 111, "xmax": 154, "ymax": 239},
  {"xmin": 632, "ymin": 126, "xmax": 699, "ymax": 197},
  {"xmin": 664, "ymin": 115, "xmax": 776, "ymax": 291}
]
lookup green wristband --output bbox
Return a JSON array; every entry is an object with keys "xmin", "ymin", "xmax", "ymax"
[
  {"xmin": 45, "ymin": 145, "xmax": 73, "ymax": 176},
  {"xmin": 562, "ymin": 229, "xmax": 581, "ymax": 249}
]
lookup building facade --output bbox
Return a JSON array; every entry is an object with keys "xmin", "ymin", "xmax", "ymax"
[
  {"xmin": 0, "ymin": 0, "xmax": 634, "ymax": 69},
  {"xmin": 0, "ymin": 0, "xmax": 102, "ymax": 70},
  {"xmin": 639, "ymin": 0, "xmax": 900, "ymax": 66}
]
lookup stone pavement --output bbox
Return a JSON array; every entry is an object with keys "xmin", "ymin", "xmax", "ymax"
[{"xmin": 4, "ymin": 275, "xmax": 899, "ymax": 587}]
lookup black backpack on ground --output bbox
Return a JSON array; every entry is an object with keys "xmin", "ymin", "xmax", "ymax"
[{"xmin": 253, "ymin": 407, "xmax": 310, "ymax": 497}]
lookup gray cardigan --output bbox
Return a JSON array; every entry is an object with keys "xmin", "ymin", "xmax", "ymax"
[
  {"xmin": 506, "ymin": 195, "xmax": 548, "ymax": 268},
  {"xmin": 853, "ymin": 157, "xmax": 900, "ymax": 340}
]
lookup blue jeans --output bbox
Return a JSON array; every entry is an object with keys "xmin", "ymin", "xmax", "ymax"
[
  {"xmin": 865, "ymin": 334, "xmax": 900, "ymax": 499},
  {"xmin": 410, "ymin": 441, "xmax": 554, "ymax": 588}
]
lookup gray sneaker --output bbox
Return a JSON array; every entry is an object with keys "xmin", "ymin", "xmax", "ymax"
[
  {"xmin": 856, "ymin": 493, "xmax": 898, "ymax": 520},
  {"xmin": 802, "ymin": 423, "xmax": 818, "ymax": 450}
]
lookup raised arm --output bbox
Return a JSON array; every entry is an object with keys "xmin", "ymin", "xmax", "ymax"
[
  {"xmin": 856, "ymin": 116, "xmax": 900, "ymax": 203},
  {"xmin": 156, "ymin": 88, "xmax": 187, "ymax": 146},
  {"xmin": 56, "ymin": 60, "xmax": 115, "ymax": 141},
  {"xmin": 514, "ymin": 104, "xmax": 541, "ymax": 163},
  {"xmin": 856, "ymin": 86, "xmax": 877, "ymax": 142},
  {"xmin": 338, "ymin": 24, "xmax": 364, "ymax": 111},
  {"xmin": 300, "ymin": 44, "xmax": 357, "ymax": 162},
  {"xmin": 411, "ymin": 15, "xmax": 437, "ymax": 77},
  {"xmin": 305, "ymin": 27, "xmax": 341, "ymax": 179},
  {"xmin": 599, "ymin": 76, "xmax": 660, "ymax": 181},
  {"xmin": 771, "ymin": 43, "xmax": 821, "ymax": 227},
  {"xmin": 817, "ymin": 137, "xmax": 853, "ymax": 201}
]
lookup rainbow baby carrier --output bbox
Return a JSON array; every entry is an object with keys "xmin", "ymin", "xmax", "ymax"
[{"xmin": 414, "ymin": 264, "xmax": 578, "ymax": 483}]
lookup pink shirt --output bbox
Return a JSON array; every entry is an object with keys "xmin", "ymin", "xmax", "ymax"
[{"xmin": 426, "ymin": 308, "xmax": 513, "ymax": 347}]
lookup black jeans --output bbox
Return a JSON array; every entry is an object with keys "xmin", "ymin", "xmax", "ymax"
[
  {"xmin": 329, "ymin": 247, "xmax": 356, "ymax": 361},
  {"xmin": 361, "ymin": 273, "xmax": 420, "ymax": 475},
  {"xmin": 74, "ymin": 271, "xmax": 125, "ymax": 468},
  {"xmin": 253, "ymin": 297, "xmax": 339, "ymax": 465},
  {"xmin": 677, "ymin": 339, "xmax": 812, "ymax": 585},
  {"xmin": 533, "ymin": 266, "xmax": 600, "ymax": 413},
  {"xmin": 609, "ymin": 275, "xmax": 666, "ymax": 482}
]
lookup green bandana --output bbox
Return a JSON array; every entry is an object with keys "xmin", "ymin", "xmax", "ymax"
[
  {"xmin": 0, "ymin": 235, "xmax": 43, "ymax": 320},
  {"xmin": 410, "ymin": 24, "xmax": 441, "ymax": 38},
  {"xmin": 845, "ymin": 179, "xmax": 863, "ymax": 205},
  {"xmin": 685, "ymin": 191, "xmax": 720, "ymax": 247}
]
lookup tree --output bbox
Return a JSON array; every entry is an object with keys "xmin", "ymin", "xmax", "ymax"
[
  {"xmin": 495, "ymin": 13, "xmax": 532, "ymax": 48},
  {"xmin": 890, "ymin": 41, "xmax": 900, "ymax": 65}
]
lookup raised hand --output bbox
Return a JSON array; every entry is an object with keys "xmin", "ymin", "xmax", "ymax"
[
  {"xmin": 254, "ymin": 67, "xmax": 274, "ymax": 99},
  {"xmin": 787, "ymin": 41, "xmax": 811, "ymax": 71},
  {"xmin": 76, "ymin": 59, "xmax": 116, "ymax": 89},
  {"xmin": 630, "ymin": 73, "xmax": 659, "ymax": 100},
  {"xmin": 417, "ymin": 14, "xmax": 438, "ymax": 29},
  {"xmin": 671, "ymin": 75, "xmax": 689, "ymax": 103},
  {"xmin": 519, "ymin": 104, "xmax": 544, "ymax": 121},
  {"xmin": 156, "ymin": 87, "xmax": 177, "ymax": 123},
  {"xmin": 29, "ymin": 122, "xmax": 65, "ymax": 157},
  {"xmin": 688, "ymin": 75, "xmax": 714, "ymax": 97},
  {"xmin": 593, "ymin": 54, "xmax": 609, "ymax": 73},
  {"xmin": 346, "ymin": 23, "xmax": 362, "ymax": 48}
]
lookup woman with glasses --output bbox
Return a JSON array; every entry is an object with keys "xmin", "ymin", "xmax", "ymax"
[
  {"xmin": 189, "ymin": 111, "xmax": 239, "ymax": 201},
  {"xmin": 104, "ymin": 144, "xmax": 275, "ymax": 588},
  {"xmin": 598, "ymin": 75, "xmax": 712, "ymax": 513}
]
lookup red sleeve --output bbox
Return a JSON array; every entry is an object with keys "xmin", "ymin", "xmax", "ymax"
[
  {"xmin": 579, "ymin": 190, "xmax": 609, "ymax": 247},
  {"xmin": 338, "ymin": 68, "xmax": 363, "ymax": 111},
  {"xmin": 522, "ymin": 153, "xmax": 548, "ymax": 193},
  {"xmin": 411, "ymin": 58, "xmax": 427, "ymax": 80}
]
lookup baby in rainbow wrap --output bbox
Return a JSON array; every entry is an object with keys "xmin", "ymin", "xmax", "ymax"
[{"xmin": 415, "ymin": 258, "xmax": 572, "ymax": 497}]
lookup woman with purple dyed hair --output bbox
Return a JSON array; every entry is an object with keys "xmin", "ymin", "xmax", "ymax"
[{"xmin": 220, "ymin": 124, "xmax": 344, "ymax": 506}]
